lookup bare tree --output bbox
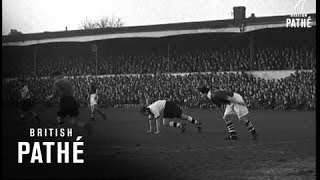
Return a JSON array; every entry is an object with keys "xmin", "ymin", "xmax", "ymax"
[
  {"xmin": 80, "ymin": 16, "xmax": 124, "ymax": 29},
  {"xmin": 80, "ymin": 18, "xmax": 97, "ymax": 29}
]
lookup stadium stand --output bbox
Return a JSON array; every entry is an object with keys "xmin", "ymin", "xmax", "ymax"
[
  {"xmin": 2, "ymin": 46, "xmax": 316, "ymax": 77},
  {"xmin": 2, "ymin": 19, "xmax": 315, "ymax": 111},
  {"xmin": 3, "ymin": 70, "xmax": 315, "ymax": 110}
]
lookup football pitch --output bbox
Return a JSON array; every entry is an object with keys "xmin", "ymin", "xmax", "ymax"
[{"xmin": 2, "ymin": 105, "xmax": 316, "ymax": 180}]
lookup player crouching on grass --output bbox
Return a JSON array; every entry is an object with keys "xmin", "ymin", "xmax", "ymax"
[
  {"xmin": 45, "ymin": 71, "xmax": 85, "ymax": 130},
  {"xmin": 140, "ymin": 100, "xmax": 202, "ymax": 134},
  {"xmin": 197, "ymin": 87, "xmax": 259, "ymax": 140}
]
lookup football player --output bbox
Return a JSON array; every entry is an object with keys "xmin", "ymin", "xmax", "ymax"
[
  {"xmin": 45, "ymin": 71, "xmax": 83, "ymax": 129},
  {"xmin": 198, "ymin": 86, "xmax": 259, "ymax": 140},
  {"xmin": 89, "ymin": 78, "xmax": 106, "ymax": 121},
  {"xmin": 140, "ymin": 100, "xmax": 202, "ymax": 134},
  {"xmin": 18, "ymin": 79, "xmax": 40, "ymax": 123}
]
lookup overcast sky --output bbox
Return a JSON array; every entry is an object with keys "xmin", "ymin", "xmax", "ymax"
[{"xmin": 2, "ymin": 0, "xmax": 316, "ymax": 35}]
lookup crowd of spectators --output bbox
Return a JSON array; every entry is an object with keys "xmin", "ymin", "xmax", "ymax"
[
  {"xmin": 3, "ymin": 70, "xmax": 316, "ymax": 110},
  {"xmin": 3, "ymin": 46, "xmax": 315, "ymax": 78}
]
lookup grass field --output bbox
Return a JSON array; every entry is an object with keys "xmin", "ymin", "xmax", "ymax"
[{"xmin": 2, "ymin": 105, "xmax": 316, "ymax": 180}]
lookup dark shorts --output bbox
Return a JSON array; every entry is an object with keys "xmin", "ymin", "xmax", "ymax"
[
  {"xmin": 163, "ymin": 101, "xmax": 182, "ymax": 118},
  {"xmin": 20, "ymin": 99, "xmax": 32, "ymax": 111},
  {"xmin": 58, "ymin": 96, "xmax": 80, "ymax": 118}
]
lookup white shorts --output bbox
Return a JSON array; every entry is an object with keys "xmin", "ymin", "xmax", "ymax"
[
  {"xmin": 90, "ymin": 94, "xmax": 98, "ymax": 106},
  {"xmin": 223, "ymin": 93, "xmax": 249, "ymax": 119}
]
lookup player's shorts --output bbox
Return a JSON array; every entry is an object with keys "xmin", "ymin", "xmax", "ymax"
[
  {"xmin": 58, "ymin": 96, "xmax": 80, "ymax": 118},
  {"xmin": 163, "ymin": 101, "xmax": 182, "ymax": 119},
  {"xmin": 20, "ymin": 99, "xmax": 32, "ymax": 111},
  {"xmin": 90, "ymin": 94, "xmax": 98, "ymax": 106},
  {"xmin": 223, "ymin": 93, "xmax": 249, "ymax": 119}
]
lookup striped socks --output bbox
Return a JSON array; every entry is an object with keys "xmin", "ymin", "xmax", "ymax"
[
  {"xmin": 91, "ymin": 110, "xmax": 96, "ymax": 120},
  {"xmin": 187, "ymin": 116, "xmax": 199, "ymax": 125},
  {"xmin": 245, "ymin": 120, "xmax": 256, "ymax": 134},
  {"xmin": 226, "ymin": 122, "xmax": 237, "ymax": 137},
  {"xmin": 169, "ymin": 121, "xmax": 182, "ymax": 128}
]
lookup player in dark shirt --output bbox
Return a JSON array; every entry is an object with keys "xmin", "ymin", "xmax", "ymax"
[
  {"xmin": 90, "ymin": 82, "xmax": 97, "ymax": 94},
  {"xmin": 45, "ymin": 71, "xmax": 83, "ymax": 129},
  {"xmin": 18, "ymin": 79, "xmax": 40, "ymax": 123},
  {"xmin": 89, "ymin": 79, "xmax": 106, "ymax": 121},
  {"xmin": 198, "ymin": 86, "xmax": 259, "ymax": 140}
]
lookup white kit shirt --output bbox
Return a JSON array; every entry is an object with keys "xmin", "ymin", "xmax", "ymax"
[{"xmin": 147, "ymin": 100, "xmax": 166, "ymax": 118}]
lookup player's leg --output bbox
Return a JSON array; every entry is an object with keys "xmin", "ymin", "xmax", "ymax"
[
  {"xmin": 180, "ymin": 113, "xmax": 202, "ymax": 132},
  {"xmin": 146, "ymin": 119, "xmax": 153, "ymax": 133},
  {"xmin": 239, "ymin": 115, "xmax": 258, "ymax": 140},
  {"xmin": 236, "ymin": 104, "xmax": 259, "ymax": 140},
  {"xmin": 71, "ymin": 97, "xmax": 90, "ymax": 135},
  {"xmin": 163, "ymin": 101, "xmax": 186, "ymax": 132},
  {"xmin": 162, "ymin": 118, "xmax": 186, "ymax": 132},
  {"xmin": 57, "ymin": 109, "xmax": 66, "ymax": 129},
  {"xmin": 90, "ymin": 104, "xmax": 96, "ymax": 121},
  {"xmin": 96, "ymin": 107, "xmax": 106, "ymax": 120},
  {"xmin": 57, "ymin": 96, "xmax": 70, "ymax": 128},
  {"xmin": 154, "ymin": 118, "xmax": 160, "ymax": 134},
  {"xmin": 89, "ymin": 94, "xmax": 96, "ymax": 121},
  {"xmin": 223, "ymin": 104, "xmax": 238, "ymax": 140},
  {"xmin": 233, "ymin": 93, "xmax": 259, "ymax": 140}
]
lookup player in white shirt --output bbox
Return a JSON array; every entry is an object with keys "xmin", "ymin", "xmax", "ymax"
[
  {"xmin": 140, "ymin": 100, "xmax": 202, "ymax": 134},
  {"xmin": 198, "ymin": 86, "xmax": 259, "ymax": 140},
  {"xmin": 19, "ymin": 80, "xmax": 39, "ymax": 123},
  {"xmin": 89, "ymin": 80, "xmax": 106, "ymax": 121}
]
